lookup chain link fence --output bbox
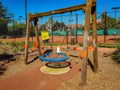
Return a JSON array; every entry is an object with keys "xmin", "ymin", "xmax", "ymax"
[{"xmin": 2, "ymin": 11, "xmax": 120, "ymax": 44}]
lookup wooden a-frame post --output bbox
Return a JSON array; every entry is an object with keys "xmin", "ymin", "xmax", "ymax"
[
  {"xmin": 25, "ymin": 15, "xmax": 41, "ymax": 64},
  {"xmin": 25, "ymin": 13, "xmax": 31, "ymax": 64},
  {"xmin": 81, "ymin": 0, "xmax": 92, "ymax": 85},
  {"xmin": 92, "ymin": 0, "xmax": 98, "ymax": 72},
  {"xmin": 34, "ymin": 18, "xmax": 41, "ymax": 59}
]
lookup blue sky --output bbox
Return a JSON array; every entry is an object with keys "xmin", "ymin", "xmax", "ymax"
[{"xmin": 1, "ymin": 0, "xmax": 120, "ymax": 24}]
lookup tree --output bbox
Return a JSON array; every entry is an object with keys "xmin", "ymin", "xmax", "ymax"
[
  {"xmin": 0, "ymin": 1, "xmax": 13, "ymax": 36},
  {"xmin": 118, "ymin": 17, "xmax": 120, "ymax": 24},
  {"xmin": 39, "ymin": 24, "xmax": 47, "ymax": 30},
  {"xmin": 116, "ymin": 17, "xmax": 120, "ymax": 29},
  {"xmin": 39, "ymin": 17, "xmax": 67, "ymax": 31},
  {"xmin": 97, "ymin": 12, "xmax": 117, "ymax": 30},
  {"xmin": 52, "ymin": 21, "xmax": 67, "ymax": 31},
  {"xmin": 0, "ymin": 18, "xmax": 8, "ymax": 35},
  {"xmin": 8, "ymin": 20, "xmax": 26, "ymax": 37}
]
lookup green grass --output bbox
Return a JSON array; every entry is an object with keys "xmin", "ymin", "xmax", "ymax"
[
  {"xmin": 43, "ymin": 43, "xmax": 65, "ymax": 46},
  {"xmin": 0, "ymin": 41, "xmax": 65, "ymax": 53},
  {"xmin": 111, "ymin": 42, "xmax": 120, "ymax": 63},
  {"xmin": 79, "ymin": 43, "xmax": 117, "ymax": 48},
  {"xmin": 98, "ymin": 44, "xmax": 117, "ymax": 48}
]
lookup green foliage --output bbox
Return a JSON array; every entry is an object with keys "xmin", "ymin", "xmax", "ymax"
[
  {"xmin": 0, "ymin": 1, "xmax": 13, "ymax": 35},
  {"xmin": 9, "ymin": 42, "xmax": 18, "ymax": 53},
  {"xmin": 39, "ymin": 17, "xmax": 67, "ymax": 32},
  {"xmin": 0, "ymin": 35, "xmax": 7, "ymax": 39},
  {"xmin": 7, "ymin": 42, "xmax": 25, "ymax": 53},
  {"xmin": 0, "ymin": 18, "xmax": 8, "ymax": 35},
  {"xmin": 19, "ymin": 47, "xmax": 24, "ymax": 52},
  {"xmin": 8, "ymin": 21, "xmax": 26, "ymax": 37},
  {"xmin": 116, "ymin": 42, "xmax": 120, "ymax": 52},
  {"xmin": 13, "ymin": 42, "xmax": 41, "ymax": 51},
  {"xmin": 98, "ymin": 44, "xmax": 116, "ymax": 48},
  {"xmin": 79, "ymin": 43, "xmax": 116, "ymax": 48},
  {"xmin": 1, "ymin": 50, "xmax": 9, "ymax": 55},
  {"xmin": 0, "ymin": 41, "xmax": 9, "ymax": 45},
  {"xmin": 12, "ymin": 47, "xmax": 17, "ymax": 53},
  {"xmin": 52, "ymin": 21, "xmax": 67, "ymax": 31},
  {"xmin": 97, "ymin": 12, "xmax": 120, "ymax": 31},
  {"xmin": 9, "ymin": 42, "xmax": 18, "ymax": 48},
  {"xmin": 47, "ymin": 43, "xmax": 64, "ymax": 46},
  {"xmin": 111, "ymin": 42, "xmax": 120, "ymax": 63}
]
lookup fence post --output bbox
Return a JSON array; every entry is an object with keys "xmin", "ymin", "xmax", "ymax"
[
  {"xmin": 76, "ymin": 14, "xmax": 78, "ymax": 44},
  {"xmin": 51, "ymin": 16, "xmax": 53, "ymax": 43},
  {"xmin": 104, "ymin": 12, "xmax": 107, "ymax": 43},
  {"xmin": 34, "ymin": 18, "xmax": 41, "ymax": 60},
  {"xmin": 13, "ymin": 19, "xmax": 15, "ymax": 41}
]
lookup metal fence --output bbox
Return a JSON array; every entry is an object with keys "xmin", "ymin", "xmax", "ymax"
[{"xmin": 5, "ymin": 11, "xmax": 120, "ymax": 44}]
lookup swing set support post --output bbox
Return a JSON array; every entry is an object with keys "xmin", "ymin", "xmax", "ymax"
[
  {"xmin": 34, "ymin": 19, "xmax": 41, "ymax": 60},
  {"xmin": 92, "ymin": 0, "xmax": 98, "ymax": 72},
  {"xmin": 81, "ymin": 0, "xmax": 92, "ymax": 85},
  {"xmin": 25, "ymin": 13, "xmax": 31, "ymax": 64}
]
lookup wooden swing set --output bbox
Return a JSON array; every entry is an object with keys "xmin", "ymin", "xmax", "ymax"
[{"xmin": 25, "ymin": 0, "xmax": 98, "ymax": 85}]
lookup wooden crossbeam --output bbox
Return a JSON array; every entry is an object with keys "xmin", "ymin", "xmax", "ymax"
[{"xmin": 30, "ymin": 2, "xmax": 95, "ymax": 20}]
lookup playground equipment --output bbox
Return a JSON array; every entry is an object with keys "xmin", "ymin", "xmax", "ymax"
[
  {"xmin": 39, "ymin": 30, "xmax": 69, "ymax": 62},
  {"xmin": 25, "ymin": 0, "xmax": 98, "ymax": 85},
  {"xmin": 40, "ymin": 52, "xmax": 68, "ymax": 62},
  {"xmin": 40, "ymin": 30, "xmax": 71, "ymax": 68}
]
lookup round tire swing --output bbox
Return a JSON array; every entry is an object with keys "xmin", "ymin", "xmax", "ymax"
[{"xmin": 40, "ymin": 50, "xmax": 71, "ymax": 68}]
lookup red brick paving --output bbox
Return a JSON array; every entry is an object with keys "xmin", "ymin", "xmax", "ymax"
[{"xmin": 0, "ymin": 62, "xmax": 81, "ymax": 90}]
